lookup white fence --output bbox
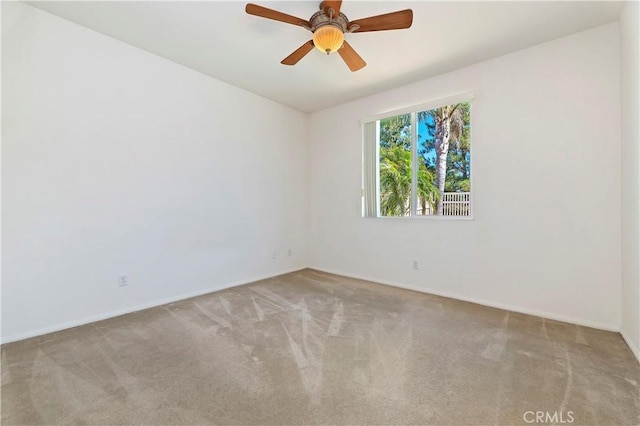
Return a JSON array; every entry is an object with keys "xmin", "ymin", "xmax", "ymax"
[
  {"xmin": 417, "ymin": 192, "xmax": 470, "ymax": 216},
  {"xmin": 442, "ymin": 192, "xmax": 470, "ymax": 216}
]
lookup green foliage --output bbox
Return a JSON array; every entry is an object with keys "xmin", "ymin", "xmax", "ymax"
[
  {"xmin": 379, "ymin": 146, "xmax": 411, "ymax": 216},
  {"xmin": 380, "ymin": 114, "xmax": 411, "ymax": 150},
  {"xmin": 416, "ymin": 158, "xmax": 440, "ymax": 215},
  {"xmin": 444, "ymin": 102, "xmax": 471, "ymax": 192},
  {"xmin": 379, "ymin": 146, "xmax": 439, "ymax": 216}
]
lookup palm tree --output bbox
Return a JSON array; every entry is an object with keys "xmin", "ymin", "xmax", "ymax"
[
  {"xmin": 417, "ymin": 160, "xmax": 440, "ymax": 215},
  {"xmin": 418, "ymin": 104, "xmax": 465, "ymax": 215},
  {"xmin": 380, "ymin": 146, "xmax": 439, "ymax": 216},
  {"xmin": 379, "ymin": 146, "xmax": 412, "ymax": 216}
]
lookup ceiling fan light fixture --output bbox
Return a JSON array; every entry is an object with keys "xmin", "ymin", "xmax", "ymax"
[
  {"xmin": 312, "ymin": 24, "xmax": 344, "ymax": 54},
  {"xmin": 246, "ymin": 2, "xmax": 413, "ymax": 71}
]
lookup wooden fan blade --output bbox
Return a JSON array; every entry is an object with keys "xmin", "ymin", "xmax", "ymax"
[
  {"xmin": 281, "ymin": 41, "xmax": 315, "ymax": 65},
  {"xmin": 349, "ymin": 9, "xmax": 413, "ymax": 33},
  {"xmin": 245, "ymin": 3, "xmax": 309, "ymax": 27},
  {"xmin": 338, "ymin": 40, "xmax": 366, "ymax": 72},
  {"xmin": 322, "ymin": 0, "xmax": 342, "ymax": 17}
]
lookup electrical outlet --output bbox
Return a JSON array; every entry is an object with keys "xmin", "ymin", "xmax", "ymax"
[
  {"xmin": 288, "ymin": 249, "xmax": 292, "ymax": 257},
  {"xmin": 272, "ymin": 251, "xmax": 277, "ymax": 259},
  {"xmin": 412, "ymin": 261, "xmax": 419, "ymax": 270},
  {"xmin": 118, "ymin": 274, "xmax": 128, "ymax": 287}
]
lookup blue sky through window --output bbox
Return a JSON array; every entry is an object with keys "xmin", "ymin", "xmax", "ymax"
[{"xmin": 418, "ymin": 114, "xmax": 436, "ymax": 164}]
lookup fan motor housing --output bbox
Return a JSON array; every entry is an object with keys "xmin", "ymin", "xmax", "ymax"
[{"xmin": 309, "ymin": 10, "xmax": 349, "ymax": 33}]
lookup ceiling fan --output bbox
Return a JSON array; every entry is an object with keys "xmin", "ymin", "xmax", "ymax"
[{"xmin": 245, "ymin": 1, "xmax": 413, "ymax": 72}]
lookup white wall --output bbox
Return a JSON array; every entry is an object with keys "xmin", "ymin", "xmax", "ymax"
[
  {"xmin": 1, "ymin": 2, "xmax": 308, "ymax": 343},
  {"xmin": 308, "ymin": 23, "xmax": 622, "ymax": 331},
  {"xmin": 621, "ymin": 0, "xmax": 640, "ymax": 361}
]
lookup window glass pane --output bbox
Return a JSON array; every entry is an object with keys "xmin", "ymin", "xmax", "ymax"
[
  {"xmin": 416, "ymin": 111, "xmax": 437, "ymax": 215},
  {"xmin": 417, "ymin": 102, "xmax": 471, "ymax": 216},
  {"xmin": 378, "ymin": 114, "xmax": 412, "ymax": 217}
]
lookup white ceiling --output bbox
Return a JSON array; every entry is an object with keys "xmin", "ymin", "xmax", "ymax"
[{"xmin": 27, "ymin": 1, "xmax": 624, "ymax": 113}]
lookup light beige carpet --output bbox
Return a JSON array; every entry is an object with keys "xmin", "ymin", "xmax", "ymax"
[{"xmin": 2, "ymin": 269, "xmax": 639, "ymax": 425}]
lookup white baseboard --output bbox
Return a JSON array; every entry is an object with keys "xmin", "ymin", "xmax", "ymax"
[
  {"xmin": 310, "ymin": 266, "xmax": 621, "ymax": 333},
  {"xmin": 3, "ymin": 265, "xmax": 629, "ymax": 350},
  {"xmin": 1, "ymin": 267, "xmax": 304, "ymax": 345},
  {"xmin": 621, "ymin": 330, "xmax": 640, "ymax": 364}
]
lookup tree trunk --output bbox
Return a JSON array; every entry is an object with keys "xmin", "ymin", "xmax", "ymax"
[
  {"xmin": 434, "ymin": 113, "xmax": 451, "ymax": 215},
  {"xmin": 435, "ymin": 151, "xmax": 447, "ymax": 214}
]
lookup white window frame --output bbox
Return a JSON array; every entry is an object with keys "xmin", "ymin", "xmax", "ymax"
[{"xmin": 361, "ymin": 91, "xmax": 475, "ymax": 221}]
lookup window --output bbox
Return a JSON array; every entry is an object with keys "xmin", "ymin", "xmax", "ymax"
[{"xmin": 362, "ymin": 94, "xmax": 473, "ymax": 218}]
